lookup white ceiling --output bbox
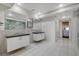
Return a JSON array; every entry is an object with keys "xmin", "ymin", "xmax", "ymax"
[
  {"xmin": 17, "ymin": 3, "xmax": 73, "ymax": 14},
  {"xmin": 0, "ymin": 3, "xmax": 14, "ymax": 11}
]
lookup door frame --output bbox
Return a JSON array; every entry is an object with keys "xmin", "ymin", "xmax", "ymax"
[
  {"xmin": 59, "ymin": 18, "xmax": 72, "ymax": 39},
  {"xmin": 57, "ymin": 18, "xmax": 72, "ymax": 40}
]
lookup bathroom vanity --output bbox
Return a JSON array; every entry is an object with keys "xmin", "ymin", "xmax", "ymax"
[
  {"xmin": 6, "ymin": 34, "xmax": 30, "ymax": 52},
  {"xmin": 32, "ymin": 32, "xmax": 45, "ymax": 41}
]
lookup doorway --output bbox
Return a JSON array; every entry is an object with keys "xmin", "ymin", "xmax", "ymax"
[
  {"xmin": 59, "ymin": 19, "xmax": 71, "ymax": 40},
  {"xmin": 62, "ymin": 21, "xmax": 69, "ymax": 39}
]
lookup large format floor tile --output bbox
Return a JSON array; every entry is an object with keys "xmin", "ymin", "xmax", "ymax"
[{"xmin": 10, "ymin": 38, "xmax": 79, "ymax": 56}]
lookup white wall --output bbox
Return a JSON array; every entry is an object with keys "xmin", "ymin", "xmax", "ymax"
[
  {"xmin": 0, "ymin": 11, "xmax": 6, "ymax": 55},
  {"xmin": 10, "ymin": 4, "xmax": 28, "ymax": 17},
  {"xmin": 33, "ymin": 20, "xmax": 55, "ymax": 43},
  {"xmin": 0, "ymin": 11, "xmax": 5, "ymax": 30},
  {"xmin": 33, "ymin": 10, "xmax": 77, "ymax": 44},
  {"xmin": 54, "ymin": 11, "xmax": 78, "ymax": 45},
  {"xmin": 74, "ymin": 13, "xmax": 79, "ymax": 47}
]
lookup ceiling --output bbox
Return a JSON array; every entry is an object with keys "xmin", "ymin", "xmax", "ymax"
[
  {"xmin": 17, "ymin": 3, "xmax": 73, "ymax": 14},
  {"xmin": 7, "ymin": 3, "xmax": 78, "ymax": 20},
  {"xmin": 16, "ymin": 3, "xmax": 75, "ymax": 19},
  {"xmin": 0, "ymin": 3, "xmax": 14, "ymax": 11},
  {"xmin": 3, "ymin": 3, "xmax": 79, "ymax": 22}
]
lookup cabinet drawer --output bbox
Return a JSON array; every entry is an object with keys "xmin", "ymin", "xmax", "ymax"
[{"xmin": 19, "ymin": 36, "xmax": 30, "ymax": 47}]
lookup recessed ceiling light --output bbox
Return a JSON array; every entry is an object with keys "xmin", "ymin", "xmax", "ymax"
[
  {"xmin": 62, "ymin": 16, "xmax": 66, "ymax": 19},
  {"xmin": 34, "ymin": 15, "xmax": 39, "ymax": 19},
  {"xmin": 59, "ymin": 4, "xmax": 63, "ymax": 7},
  {"xmin": 34, "ymin": 12, "xmax": 44, "ymax": 19},
  {"xmin": 38, "ymin": 12, "xmax": 42, "ymax": 15},
  {"xmin": 35, "ymin": 12, "xmax": 42, "ymax": 16},
  {"xmin": 17, "ymin": 3, "xmax": 22, "ymax": 5}
]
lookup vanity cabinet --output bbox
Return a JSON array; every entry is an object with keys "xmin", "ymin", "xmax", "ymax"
[
  {"xmin": 6, "ymin": 34, "xmax": 30, "ymax": 52},
  {"xmin": 32, "ymin": 32, "xmax": 45, "ymax": 41}
]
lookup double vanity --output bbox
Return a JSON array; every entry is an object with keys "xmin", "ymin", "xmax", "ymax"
[
  {"xmin": 3, "ymin": 9, "xmax": 46, "ymax": 53},
  {"xmin": 6, "ymin": 32, "xmax": 45, "ymax": 53}
]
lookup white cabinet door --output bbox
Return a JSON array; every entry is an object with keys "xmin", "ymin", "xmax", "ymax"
[
  {"xmin": 21, "ymin": 36, "xmax": 30, "ymax": 46},
  {"xmin": 7, "ymin": 35, "xmax": 30, "ymax": 52},
  {"xmin": 7, "ymin": 37, "xmax": 20, "ymax": 52}
]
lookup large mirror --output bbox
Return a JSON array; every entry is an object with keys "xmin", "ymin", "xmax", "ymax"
[
  {"xmin": 5, "ymin": 19, "xmax": 26, "ymax": 30},
  {"xmin": 5, "ymin": 10, "xmax": 26, "ymax": 36}
]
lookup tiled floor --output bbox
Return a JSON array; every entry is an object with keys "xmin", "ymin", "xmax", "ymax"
[{"xmin": 10, "ymin": 38, "xmax": 79, "ymax": 56}]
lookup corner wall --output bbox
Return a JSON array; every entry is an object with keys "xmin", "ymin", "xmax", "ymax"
[
  {"xmin": 33, "ymin": 20, "xmax": 56, "ymax": 43},
  {"xmin": 0, "ymin": 11, "xmax": 6, "ymax": 55}
]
